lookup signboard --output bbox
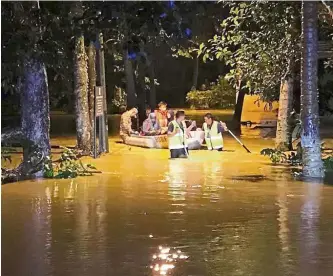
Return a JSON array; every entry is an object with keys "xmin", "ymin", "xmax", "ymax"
[
  {"xmin": 93, "ymin": 86, "xmax": 107, "ymax": 158},
  {"xmin": 95, "ymin": 86, "xmax": 104, "ymax": 117}
]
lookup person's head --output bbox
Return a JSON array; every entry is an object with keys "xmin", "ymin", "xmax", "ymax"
[
  {"xmin": 176, "ymin": 110, "xmax": 185, "ymax": 122},
  {"xmin": 129, "ymin": 107, "xmax": 138, "ymax": 117},
  {"xmin": 149, "ymin": 113, "xmax": 157, "ymax": 123},
  {"xmin": 204, "ymin": 113, "xmax": 214, "ymax": 125},
  {"xmin": 145, "ymin": 105, "xmax": 151, "ymax": 117},
  {"xmin": 158, "ymin": 101, "xmax": 167, "ymax": 111},
  {"xmin": 167, "ymin": 110, "xmax": 174, "ymax": 121}
]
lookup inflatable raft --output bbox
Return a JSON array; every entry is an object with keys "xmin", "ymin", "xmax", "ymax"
[{"xmin": 125, "ymin": 130, "xmax": 205, "ymax": 150}]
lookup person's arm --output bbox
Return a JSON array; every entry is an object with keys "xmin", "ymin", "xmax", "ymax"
[
  {"xmin": 142, "ymin": 120, "xmax": 150, "ymax": 133},
  {"xmin": 187, "ymin": 121, "xmax": 196, "ymax": 131},
  {"xmin": 167, "ymin": 123, "xmax": 179, "ymax": 137},
  {"xmin": 218, "ymin": 121, "xmax": 228, "ymax": 133}
]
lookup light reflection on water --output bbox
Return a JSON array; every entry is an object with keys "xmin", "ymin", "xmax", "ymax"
[
  {"xmin": 150, "ymin": 246, "xmax": 188, "ymax": 275},
  {"xmin": 2, "ymin": 143, "xmax": 333, "ymax": 276}
]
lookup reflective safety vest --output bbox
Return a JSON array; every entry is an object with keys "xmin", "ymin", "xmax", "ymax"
[
  {"xmin": 168, "ymin": 120, "xmax": 188, "ymax": 149},
  {"xmin": 203, "ymin": 121, "xmax": 223, "ymax": 150}
]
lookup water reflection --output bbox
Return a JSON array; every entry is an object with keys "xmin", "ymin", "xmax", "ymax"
[
  {"xmin": 167, "ymin": 160, "xmax": 187, "ymax": 202},
  {"xmin": 2, "ymin": 145, "xmax": 333, "ymax": 276},
  {"xmin": 150, "ymin": 246, "xmax": 188, "ymax": 275},
  {"xmin": 276, "ymin": 175, "xmax": 293, "ymax": 274},
  {"xmin": 299, "ymin": 182, "xmax": 323, "ymax": 276}
]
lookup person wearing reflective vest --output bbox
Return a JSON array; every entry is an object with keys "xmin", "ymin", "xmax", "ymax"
[
  {"xmin": 167, "ymin": 110, "xmax": 195, "ymax": 158},
  {"xmin": 203, "ymin": 113, "xmax": 228, "ymax": 151}
]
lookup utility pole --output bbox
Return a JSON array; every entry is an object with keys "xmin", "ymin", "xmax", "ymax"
[{"xmin": 95, "ymin": 32, "xmax": 109, "ymax": 152}]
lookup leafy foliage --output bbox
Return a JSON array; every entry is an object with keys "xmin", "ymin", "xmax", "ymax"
[
  {"xmin": 110, "ymin": 86, "xmax": 127, "ymax": 113},
  {"xmin": 261, "ymin": 146, "xmax": 333, "ymax": 171},
  {"xmin": 201, "ymin": 1, "xmax": 302, "ymax": 101},
  {"xmin": 1, "ymin": 147, "xmax": 17, "ymax": 164},
  {"xmin": 318, "ymin": 66, "xmax": 333, "ymax": 115},
  {"xmin": 323, "ymin": 156, "xmax": 333, "ymax": 171},
  {"xmin": 260, "ymin": 148, "xmax": 301, "ymax": 165},
  {"xmin": 260, "ymin": 148, "xmax": 288, "ymax": 164},
  {"xmin": 186, "ymin": 76, "xmax": 235, "ymax": 109},
  {"xmin": 43, "ymin": 147, "xmax": 98, "ymax": 179}
]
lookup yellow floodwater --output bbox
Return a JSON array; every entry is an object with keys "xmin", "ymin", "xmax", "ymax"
[{"xmin": 2, "ymin": 136, "xmax": 333, "ymax": 276}]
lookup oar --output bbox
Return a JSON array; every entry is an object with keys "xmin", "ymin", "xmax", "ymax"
[{"xmin": 228, "ymin": 130, "xmax": 251, "ymax": 153}]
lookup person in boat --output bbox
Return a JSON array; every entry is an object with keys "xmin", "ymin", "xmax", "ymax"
[
  {"xmin": 119, "ymin": 107, "xmax": 139, "ymax": 143},
  {"xmin": 202, "ymin": 113, "xmax": 228, "ymax": 151},
  {"xmin": 167, "ymin": 109, "xmax": 175, "ymax": 123},
  {"xmin": 142, "ymin": 113, "xmax": 161, "ymax": 136},
  {"xmin": 155, "ymin": 101, "xmax": 169, "ymax": 133},
  {"xmin": 167, "ymin": 110, "xmax": 196, "ymax": 158},
  {"xmin": 145, "ymin": 105, "xmax": 152, "ymax": 119}
]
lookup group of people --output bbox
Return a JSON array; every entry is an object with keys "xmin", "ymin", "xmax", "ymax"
[{"xmin": 119, "ymin": 101, "xmax": 228, "ymax": 159}]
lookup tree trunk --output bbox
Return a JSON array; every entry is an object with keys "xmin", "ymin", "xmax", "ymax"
[
  {"xmin": 192, "ymin": 56, "xmax": 199, "ymax": 90},
  {"xmin": 124, "ymin": 50, "xmax": 137, "ymax": 107},
  {"xmin": 21, "ymin": 58, "xmax": 50, "ymax": 164},
  {"xmin": 301, "ymin": 1, "xmax": 324, "ymax": 178},
  {"xmin": 87, "ymin": 42, "xmax": 96, "ymax": 150},
  {"xmin": 233, "ymin": 79, "xmax": 245, "ymax": 125},
  {"xmin": 275, "ymin": 77, "xmax": 294, "ymax": 150},
  {"xmin": 148, "ymin": 54, "xmax": 156, "ymax": 109},
  {"xmin": 136, "ymin": 59, "xmax": 147, "ymax": 126},
  {"xmin": 74, "ymin": 34, "xmax": 91, "ymax": 154}
]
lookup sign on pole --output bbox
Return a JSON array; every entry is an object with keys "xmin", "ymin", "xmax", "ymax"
[
  {"xmin": 93, "ymin": 86, "xmax": 107, "ymax": 158},
  {"xmin": 95, "ymin": 87, "xmax": 104, "ymax": 117}
]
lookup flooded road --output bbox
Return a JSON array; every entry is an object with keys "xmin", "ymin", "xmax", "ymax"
[{"xmin": 2, "ymin": 137, "xmax": 333, "ymax": 276}]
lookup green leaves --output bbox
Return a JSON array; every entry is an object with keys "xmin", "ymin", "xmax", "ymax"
[
  {"xmin": 260, "ymin": 148, "xmax": 287, "ymax": 164},
  {"xmin": 186, "ymin": 75, "xmax": 235, "ymax": 109},
  {"xmin": 43, "ymin": 147, "xmax": 99, "ymax": 179},
  {"xmin": 202, "ymin": 1, "xmax": 302, "ymax": 101}
]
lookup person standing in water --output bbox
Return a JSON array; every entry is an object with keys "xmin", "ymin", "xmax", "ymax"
[
  {"xmin": 167, "ymin": 110, "xmax": 195, "ymax": 158},
  {"xmin": 202, "ymin": 113, "xmax": 228, "ymax": 151}
]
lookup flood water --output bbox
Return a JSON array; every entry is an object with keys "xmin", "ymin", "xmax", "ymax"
[{"xmin": 2, "ymin": 136, "xmax": 333, "ymax": 276}]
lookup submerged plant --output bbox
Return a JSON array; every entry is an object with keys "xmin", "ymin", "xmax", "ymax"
[
  {"xmin": 261, "ymin": 146, "xmax": 333, "ymax": 171},
  {"xmin": 43, "ymin": 147, "xmax": 98, "ymax": 179},
  {"xmin": 260, "ymin": 148, "xmax": 287, "ymax": 164},
  {"xmin": 1, "ymin": 147, "xmax": 16, "ymax": 163},
  {"xmin": 323, "ymin": 156, "xmax": 333, "ymax": 171}
]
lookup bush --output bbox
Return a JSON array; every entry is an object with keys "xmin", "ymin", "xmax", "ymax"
[
  {"xmin": 186, "ymin": 76, "xmax": 235, "ymax": 109},
  {"xmin": 110, "ymin": 86, "xmax": 127, "ymax": 114}
]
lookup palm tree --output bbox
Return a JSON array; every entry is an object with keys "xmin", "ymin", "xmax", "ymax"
[{"xmin": 300, "ymin": 1, "xmax": 324, "ymax": 178}]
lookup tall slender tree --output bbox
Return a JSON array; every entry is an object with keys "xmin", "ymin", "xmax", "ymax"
[
  {"xmin": 87, "ymin": 42, "xmax": 96, "ymax": 150},
  {"xmin": 301, "ymin": 1, "xmax": 324, "ymax": 178},
  {"xmin": 72, "ymin": 2, "xmax": 92, "ymax": 154},
  {"xmin": 2, "ymin": 2, "xmax": 51, "ymax": 167},
  {"xmin": 73, "ymin": 34, "xmax": 91, "ymax": 153}
]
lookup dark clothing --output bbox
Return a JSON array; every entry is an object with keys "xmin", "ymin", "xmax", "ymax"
[
  {"xmin": 167, "ymin": 121, "xmax": 184, "ymax": 133},
  {"xmin": 170, "ymin": 148, "xmax": 189, "ymax": 158}
]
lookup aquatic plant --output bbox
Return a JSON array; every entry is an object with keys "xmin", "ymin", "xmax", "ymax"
[
  {"xmin": 44, "ymin": 147, "xmax": 99, "ymax": 179},
  {"xmin": 1, "ymin": 147, "xmax": 16, "ymax": 164},
  {"xmin": 260, "ymin": 148, "xmax": 288, "ymax": 164},
  {"xmin": 261, "ymin": 146, "xmax": 333, "ymax": 172},
  {"xmin": 323, "ymin": 156, "xmax": 333, "ymax": 171}
]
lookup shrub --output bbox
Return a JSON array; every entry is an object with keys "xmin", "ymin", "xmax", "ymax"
[
  {"xmin": 110, "ymin": 86, "xmax": 127, "ymax": 114},
  {"xmin": 186, "ymin": 76, "xmax": 235, "ymax": 109}
]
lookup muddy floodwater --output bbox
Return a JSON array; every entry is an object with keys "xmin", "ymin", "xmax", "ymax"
[{"xmin": 2, "ymin": 134, "xmax": 333, "ymax": 276}]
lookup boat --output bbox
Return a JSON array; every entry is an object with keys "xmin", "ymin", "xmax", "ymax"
[{"xmin": 125, "ymin": 130, "xmax": 205, "ymax": 150}]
